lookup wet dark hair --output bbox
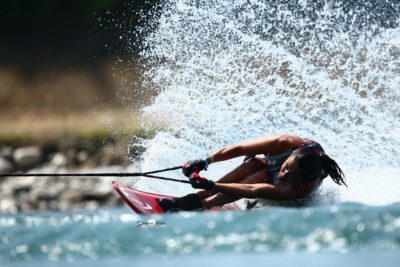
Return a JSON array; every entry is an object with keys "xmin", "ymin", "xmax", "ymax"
[{"xmin": 292, "ymin": 146, "xmax": 347, "ymax": 186}]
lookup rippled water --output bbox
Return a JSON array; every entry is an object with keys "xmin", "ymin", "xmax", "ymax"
[
  {"xmin": 1, "ymin": 203, "xmax": 400, "ymax": 266},
  {"xmin": 3, "ymin": 0, "xmax": 400, "ymax": 266}
]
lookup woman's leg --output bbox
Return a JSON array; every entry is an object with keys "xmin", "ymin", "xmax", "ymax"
[
  {"xmin": 201, "ymin": 169, "xmax": 269, "ymax": 209},
  {"xmin": 196, "ymin": 157, "xmax": 266, "ymax": 200}
]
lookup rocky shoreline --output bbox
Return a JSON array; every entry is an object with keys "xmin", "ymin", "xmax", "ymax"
[{"xmin": 0, "ymin": 144, "xmax": 131, "ymax": 213}]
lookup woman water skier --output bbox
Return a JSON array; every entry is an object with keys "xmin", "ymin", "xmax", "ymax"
[{"xmin": 158, "ymin": 134, "xmax": 346, "ymax": 212}]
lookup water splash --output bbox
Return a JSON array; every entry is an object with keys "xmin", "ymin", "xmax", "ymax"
[{"xmin": 132, "ymin": 0, "xmax": 400, "ymax": 203}]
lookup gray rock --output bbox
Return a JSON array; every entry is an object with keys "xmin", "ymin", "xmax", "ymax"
[
  {"xmin": 0, "ymin": 146, "xmax": 13, "ymax": 159},
  {"xmin": 13, "ymin": 147, "xmax": 42, "ymax": 169},
  {"xmin": 0, "ymin": 157, "xmax": 13, "ymax": 173},
  {"xmin": 92, "ymin": 180, "xmax": 113, "ymax": 197},
  {"xmin": 11, "ymin": 177, "xmax": 36, "ymax": 193},
  {"xmin": 84, "ymin": 201, "xmax": 100, "ymax": 210},
  {"xmin": 46, "ymin": 182, "xmax": 67, "ymax": 199},
  {"xmin": 49, "ymin": 153, "xmax": 67, "ymax": 168},
  {"xmin": 48, "ymin": 200, "xmax": 59, "ymax": 211},
  {"xmin": 0, "ymin": 198, "xmax": 17, "ymax": 213},
  {"xmin": 38, "ymin": 200, "xmax": 48, "ymax": 211},
  {"xmin": 61, "ymin": 190, "xmax": 82, "ymax": 202},
  {"xmin": 16, "ymin": 192, "xmax": 31, "ymax": 203},
  {"xmin": 0, "ymin": 180, "xmax": 14, "ymax": 196},
  {"xmin": 76, "ymin": 151, "xmax": 88, "ymax": 164},
  {"xmin": 69, "ymin": 179, "xmax": 83, "ymax": 190},
  {"xmin": 33, "ymin": 179, "xmax": 66, "ymax": 201},
  {"xmin": 34, "ymin": 187, "xmax": 51, "ymax": 200}
]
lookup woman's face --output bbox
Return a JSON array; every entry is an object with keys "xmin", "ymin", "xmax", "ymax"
[{"xmin": 278, "ymin": 155, "xmax": 303, "ymax": 183}]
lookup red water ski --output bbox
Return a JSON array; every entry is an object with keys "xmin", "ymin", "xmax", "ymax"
[
  {"xmin": 112, "ymin": 181, "xmax": 237, "ymax": 214},
  {"xmin": 112, "ymin": 181, "xmax": 173, "ymax": 214}
]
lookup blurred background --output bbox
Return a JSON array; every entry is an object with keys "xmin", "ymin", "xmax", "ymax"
[
  {"xmin": 0, "ymin": 0, "xmax": 160, "ymax": 212},
  {"xmin": 0, "ymin": 0, "xmax": 159, "ymax": 139}
]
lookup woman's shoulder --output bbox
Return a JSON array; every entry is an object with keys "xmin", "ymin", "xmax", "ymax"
[{"xmin": 275, "ymin": 135, "xmax": 312, "ymax": 150}]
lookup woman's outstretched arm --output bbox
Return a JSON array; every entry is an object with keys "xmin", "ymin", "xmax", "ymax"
[
  {"xmin": 208, "ymin": 134, "xmax": 305, "ymax": 163},
  {"xmin": 211, "ymin": 182, "xmax": 311, "ymax": 200}
]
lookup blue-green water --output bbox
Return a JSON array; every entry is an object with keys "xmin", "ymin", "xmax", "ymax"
[{"xmin": 1, "ymin": 203, "xmax": 400, "ymax": 266}]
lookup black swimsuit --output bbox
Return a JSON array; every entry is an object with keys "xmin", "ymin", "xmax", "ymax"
[{"xmin": 264, "ymin": 140, "xmax": 325, "ymax": 185}]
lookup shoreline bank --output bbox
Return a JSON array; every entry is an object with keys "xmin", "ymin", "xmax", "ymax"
[{"xmin": 0, "ymin": 129, "xmax": 143, "ymax": 213}]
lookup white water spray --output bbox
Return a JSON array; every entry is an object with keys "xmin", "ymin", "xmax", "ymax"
[{"xmin": 131, "ymin": 0, "xmax": 400, "ymax": 205}]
